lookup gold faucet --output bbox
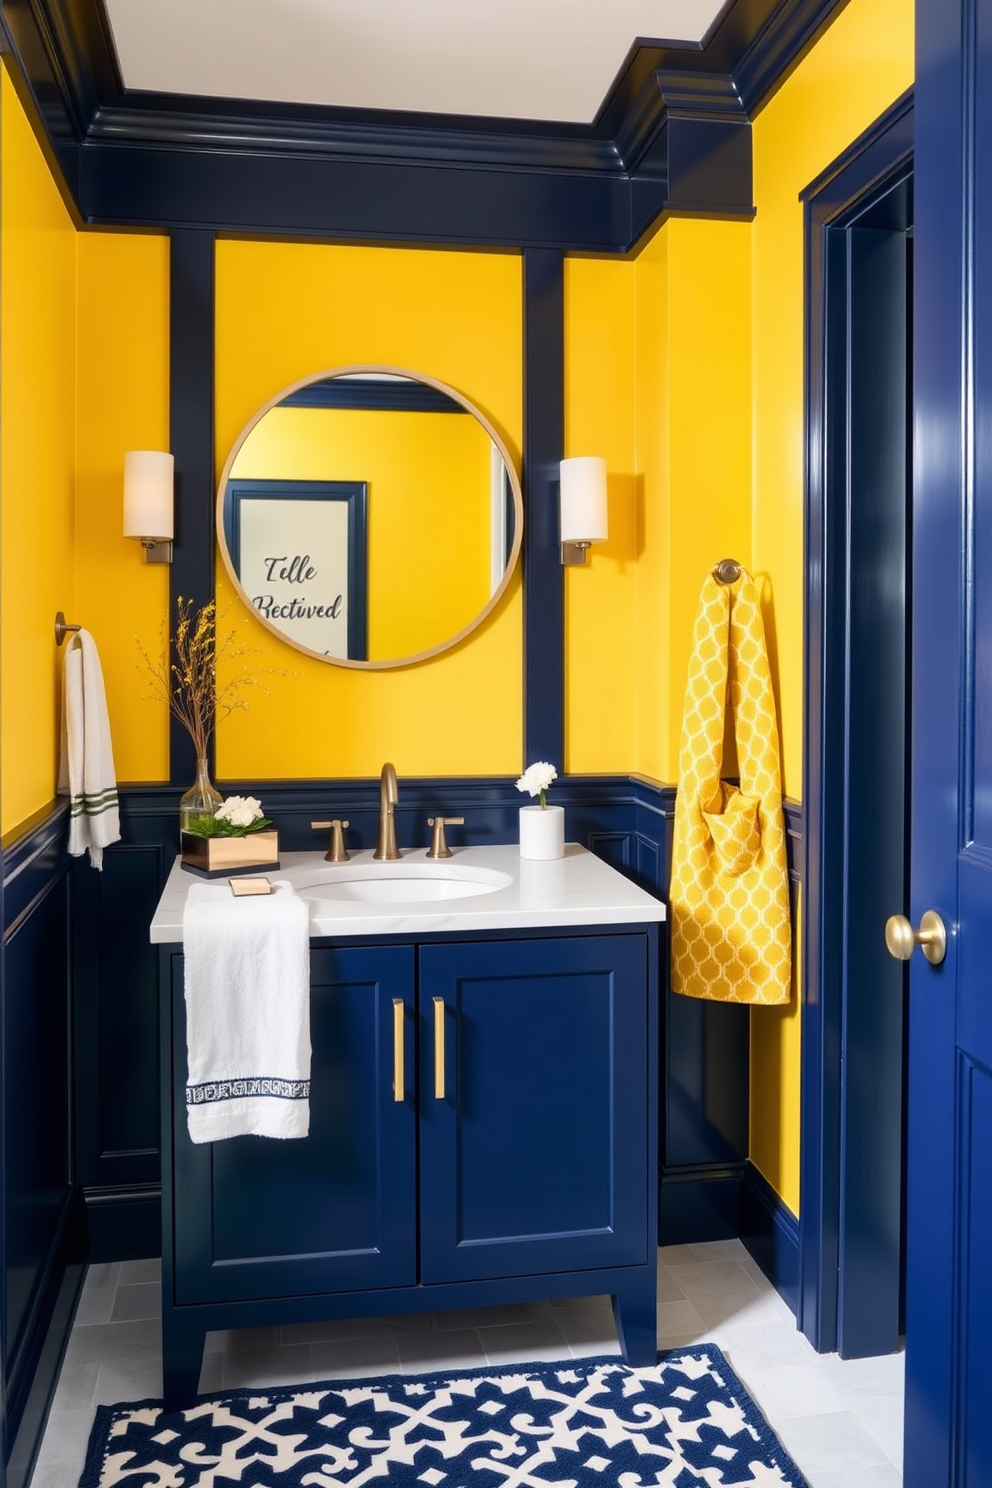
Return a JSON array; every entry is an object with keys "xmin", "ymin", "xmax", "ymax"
[{"xmin": 373, "ymin": 762, "xmax": 400, "ymax": 860}]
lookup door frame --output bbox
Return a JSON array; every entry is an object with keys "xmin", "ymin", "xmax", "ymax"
[{"xmin": 800, "ymin": 91, "xmax": 914, "ymax": 1353}]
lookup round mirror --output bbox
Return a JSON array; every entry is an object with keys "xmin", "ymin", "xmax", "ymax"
[{"xmin": 217, "ymin": 366, "xmax": 523, "ymax": 669}]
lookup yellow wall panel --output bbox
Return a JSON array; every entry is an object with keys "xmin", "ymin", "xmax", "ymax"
[
  {"xmin": 633, "ymin": 224, "xmax": 672, "ymax": 781},
  {"xmin": 633, "ymin": 218, "xmax": 752, "ymax": 785},
  {"xmin": 75, "ymin": 231, "xmax": 171, "ymax": 783},
  {"xmin": 0, "ymin": 67, "xmax": 77, "ymax": 834},
  {"xmin": 564, "ymin": 257, "xmax": 638, "ymax": 774},
  {"xmin": 214, "ymin": 240, "xmax": 523, "ymax": 781}
]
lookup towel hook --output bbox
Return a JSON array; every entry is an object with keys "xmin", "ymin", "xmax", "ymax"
[
  {"xmin": 712, "ymin": 558, "xmax": 742, "ymax": 585},
  {"xmin": 55, "ymin": 612, "xmax": 81, "ymax": 646}
]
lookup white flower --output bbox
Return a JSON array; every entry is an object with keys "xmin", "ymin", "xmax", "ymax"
[
  {"xmin": 515, "ymin": 761, "xmax": 558, "ymax": 807},
  {"xmin": 215, "ymin": 795, "xmax": 264, "ymax": 829}
]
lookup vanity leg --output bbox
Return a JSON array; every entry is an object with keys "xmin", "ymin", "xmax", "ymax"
[
  {"xmin": 612, "ymin": 1273, "xmax": 658, "ymax": 1366},
  {"xmin": 162, "ymin": 1309, "xmax": 205, "ymax": 1412}
]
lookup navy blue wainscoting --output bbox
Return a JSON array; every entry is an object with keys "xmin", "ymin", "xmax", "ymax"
[
  {"xmin": 70, "ymin": 795, "xmax": 178, "ymax": 1260},
  {"xmin": 0, "ymin": 803, "xmax": 86, "ymax": 1488},
  {"xmin": 68, "ymin": 773, "xmax": 802, "ymax": 1280}
]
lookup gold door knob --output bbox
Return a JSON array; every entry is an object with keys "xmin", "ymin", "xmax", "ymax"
[{"xmin": 885, "ymin": 909, "xmax": 947, "ymax": 966}]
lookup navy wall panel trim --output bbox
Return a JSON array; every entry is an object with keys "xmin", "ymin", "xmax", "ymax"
[
  {"xmin": 85, "ymin": 147, "xmax": 632, "ymax": 252},
  {"xmin": 522, "ymin": 250, "xmax": 565, "ymax": 767},
  {"xmin": 169, "ymin": 229, "xmax": 216, "ymax": 785},
  {"xmin": 1, "ymin": 801, "xmax": 68, "ymax": 940},
  {"xmin": 740, "ymin": 1160, "xmax": 801, "ymax": 1314},
  {"xmin": 802, "ymin": 95, "xmax": 913, "ymax": 1353}
]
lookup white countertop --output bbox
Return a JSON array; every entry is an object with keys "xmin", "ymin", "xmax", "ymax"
[{"xmin": 149, "ymin": 843, "xmax": 666, "ymax": 943}]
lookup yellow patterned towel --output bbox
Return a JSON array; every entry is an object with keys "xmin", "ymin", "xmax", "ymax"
[{"xmin": 669, "ymin": 568, "xmax": 792, "ymax": 1005}]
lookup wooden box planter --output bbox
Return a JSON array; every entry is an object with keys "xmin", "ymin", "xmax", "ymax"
[{"xmin": 180, "ymin": 830, "xmax": 280, "ymax": 878}]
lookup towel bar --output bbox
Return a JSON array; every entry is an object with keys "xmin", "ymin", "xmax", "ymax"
[
  {"xmin": 712, "ymin": 558, "xmax": 742, "ymax": 585},
  {"xmin": 55, "ymin": 612, "xmax": 81, "ymax": 645}
]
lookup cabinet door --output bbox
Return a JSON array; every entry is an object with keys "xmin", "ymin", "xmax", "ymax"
[
  {"xmin": 172, "ymin": 945, "xmax": 416, "ymax": 1304},
  {"xmin": 418, "ymin": 934, "xmax": 649, "ymax": 1284}
]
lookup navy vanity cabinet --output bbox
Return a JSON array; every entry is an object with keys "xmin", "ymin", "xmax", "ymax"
[
  {"xmin": 161, "ymin": 923, "xmax": 659, "ymax": 1407},
  {"xmin": 171, "ymin": 944, "xmax": 418, "ymax": 1304}
]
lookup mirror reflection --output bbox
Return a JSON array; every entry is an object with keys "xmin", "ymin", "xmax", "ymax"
[{"xmin": 217, "ymin": 369, "xmax": 522, "ymax": 668}]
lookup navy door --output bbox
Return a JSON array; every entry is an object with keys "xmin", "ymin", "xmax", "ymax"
[
  {"xmin": 172, "ymin": 945, "xmax": 416, "ymax": 1304},
  {"xmin": 907, "ymin": 1, "xmax": 992, "ymax": 1481},
  {"xmin": 418, "ymin": 934, "xmax": 649, "ymax": 1284}
]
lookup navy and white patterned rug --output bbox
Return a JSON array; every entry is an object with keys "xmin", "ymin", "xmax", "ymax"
[{"xmin": 79, "ymin": 1347, "xmax": 809, "ymax": 1487}]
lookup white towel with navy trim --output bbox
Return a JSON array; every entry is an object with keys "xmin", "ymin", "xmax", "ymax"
[
  {"xmin": 182, "ymin": 881, "xmax": 311, "ymax": 1143},
  {"xmin": 57, "ymin": 629, "xmax": 121, "ymax": 870}
]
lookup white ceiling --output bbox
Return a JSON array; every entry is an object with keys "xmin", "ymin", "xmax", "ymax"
[{"xmin": 103, "ymin": 0, "xmax": 727, "ymax": 125}]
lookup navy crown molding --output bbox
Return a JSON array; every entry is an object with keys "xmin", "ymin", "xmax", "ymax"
[
  {"xmin": 0, "ymin": 0, "xmax": 846, "ymax": 248},
  {"xmin": 801, "ymin": 92, "xmax": 913, "ymax": 1355},
  {"xmin": 1, "ymin": 800, "xmax": 87, "ymax": 1488}
]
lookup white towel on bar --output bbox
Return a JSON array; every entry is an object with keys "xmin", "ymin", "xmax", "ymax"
[
  {"xmin": 182, "ymin": 881, "xmax": 311, "ymax": 1143},
  {"xmin": 57, "ymin": 629, "xmax": 121, "ymax": 870}
]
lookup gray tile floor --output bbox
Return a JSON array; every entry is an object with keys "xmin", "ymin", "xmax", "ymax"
[{"xmin": 30, "ymin": 1239, "xmax": 903, "ymax": 1488}]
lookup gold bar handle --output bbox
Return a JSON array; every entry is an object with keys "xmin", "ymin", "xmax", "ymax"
[
  {"xmin": 392, "ymin": 998, "xmax": 404, "ymax": 1102},
  {"xmin": 433, "ymin": 996, "xmax": 445, "ymax": 1100}
]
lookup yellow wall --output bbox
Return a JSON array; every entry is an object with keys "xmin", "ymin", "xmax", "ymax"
[
  {"xmin": 633, "ymin": 218, "xmax": 753, "ymax": 785},
  {"xmin": 214, "ymin": 240, "xmax": 523, "ymax": 781},
  {"xmin": 564, "ymin": 257, "xmax": 638, "ymax": 773},
  {"xmin": 0, "ymin": 67, "xmax": 77, "ymax": 835},
  {"xmin": 230, "ymin": 403, "xmax": 492, "ymax": 662},
  {"xmin": 747, "ymin": 0, "xmax": 914, "ymax": 1210},
  {"xmin": 76, "ymin": 232, "xmax": 171, "ymax": 783}
]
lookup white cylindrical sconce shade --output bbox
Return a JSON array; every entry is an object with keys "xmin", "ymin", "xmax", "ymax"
[
  {"xmin": 124, "ymin": 451, "xmax": 174, "ymax": 541},
  {"xmin": 560, "ymin": 456, "xmax": 608, "ymax": 544}
]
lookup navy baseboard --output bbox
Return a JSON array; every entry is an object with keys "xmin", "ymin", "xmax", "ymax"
[
  {"xmin": 740, "ymin": 1159, "xmax": 801, "ymax": 1315},
  {"xmin": 4, "ymin": 1214, "xmax": 86, "ymax": 1488},
  {"xmin": 84, "ymin": 1186, "xmax": 162, "ymax": 1264},
  {"xmin": 659, "ymin": 1162, "xmax": 748, "ymax": 1245}
]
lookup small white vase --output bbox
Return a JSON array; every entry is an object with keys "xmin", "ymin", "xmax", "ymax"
[{"xmin": 519, "ymin": 804, "xmax": 565, "ymax": 860}]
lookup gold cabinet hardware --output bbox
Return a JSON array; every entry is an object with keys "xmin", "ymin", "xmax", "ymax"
[
  {"xmin": 885, "ymin": 909, "xmax": 947, "ymax": 966},
  {"xmin": 427, "ymin": 816, "xmax": 465, "ymax": 859},
  {"xmin": 433, "ymin": 996, "xmax": 445, "ymax": 1099},
  {"xmin": 392, "ymin": 998, "xmax": 404, "ymax": 1103},
  {"xmin": 311, "ymin": 819, "xmax": 350, "ymax": 862}
]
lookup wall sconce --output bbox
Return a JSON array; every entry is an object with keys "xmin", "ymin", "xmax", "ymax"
[
  {"xmin": 123, "ymin": 450, "xmax": 174, "ymax": 563},
  {"xmin": 560, "ymin": 456, "xmax": 608, "ymax": 565}
]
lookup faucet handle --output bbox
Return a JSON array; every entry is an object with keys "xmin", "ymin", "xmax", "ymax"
[
  {"xmin": 427, "ymin": 816, "xmax": 464, "ymax": 860},
  {"xmin": 311, "ymin": 819, "xmax": 350, "ymax": 862}
]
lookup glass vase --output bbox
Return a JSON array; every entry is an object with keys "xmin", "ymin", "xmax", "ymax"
[{"xmin": 179, "ymin": 756, "xmax": 223, "ymax": 839}]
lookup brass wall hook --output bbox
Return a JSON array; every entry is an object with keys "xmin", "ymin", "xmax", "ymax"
[
  {"xmin": 712, "ymin": 559, "xmax": 742, "ymax": 585},
  {"xmin": 55, "ymin": 612, "xmax": 82, "ymax": 645}
]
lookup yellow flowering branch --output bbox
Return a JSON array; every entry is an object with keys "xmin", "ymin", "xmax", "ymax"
[{"xmin": 136, "ymin": 597, "xmax": 288, "ymax": 760}]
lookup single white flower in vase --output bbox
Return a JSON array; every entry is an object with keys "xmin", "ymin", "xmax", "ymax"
[{"xmin": 515, "ymin": 761, "xmax": 564, "ymax": 860}]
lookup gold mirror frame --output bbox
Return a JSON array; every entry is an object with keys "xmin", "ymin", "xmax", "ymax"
[{"xmin": 216, "ymin": 365, "xmax": 524, "ymax": 670}]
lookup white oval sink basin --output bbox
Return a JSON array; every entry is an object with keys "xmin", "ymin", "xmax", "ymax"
[{"xmin": 295, "ymin": 863, "xmax": 513, "ymax": 904}]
